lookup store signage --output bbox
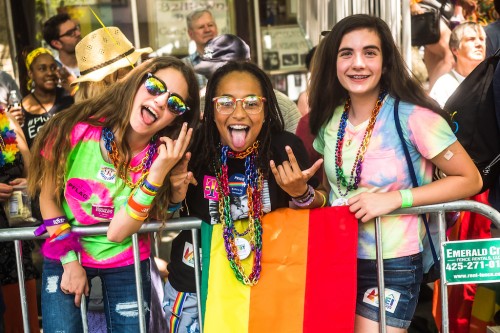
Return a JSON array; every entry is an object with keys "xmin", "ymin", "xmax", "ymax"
[
  {"xmin": 261, "ymin": 25, "xmax": 309, "ymax": 72},
  {"xmin": 444, "ymin": 239, "xmax": 500, "ymax": 284}
]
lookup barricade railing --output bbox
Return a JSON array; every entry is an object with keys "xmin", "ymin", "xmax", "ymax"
[
  {"xmin": 3, "ymin": 200, "xmax": 500, "ymax": 333},
  {"xmin": 375, "ymin": 200, "xmax": 500, "ymax": 333},
  {"xmin": 0, "ymin": 217, "xmax": 203, "ymax": 333}
]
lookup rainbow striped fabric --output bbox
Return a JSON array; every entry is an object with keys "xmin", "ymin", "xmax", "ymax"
[{"xmin": 200, "ymin": 206, "xmax": 358, "ymax": 332}]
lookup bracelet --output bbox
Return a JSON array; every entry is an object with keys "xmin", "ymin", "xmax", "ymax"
[
  {"xmin": 132, "ymin": 186, "xmax": 156, "ymax": 206},
  {"xmin": 60, "ymin": 250, "xmax": 78, "ymax": 265},
  {"xmin": 34, "ymin": 215, "xmax": 68, "ymax": 236},
  {"xmin": 127, "ymin": 195, "xmax": 151, "ymax": 214},
  {"xmin": 139, "ymin": 184, "xmax": 157, "ymax": 196},
  {"xmin": 292, "ymin": 186, "xmax": 310, "ymax": 200},
  {"xmin": 292, "ymin": 185, "xmax": 314, "ymax": 202},
  {"xmin": 399, "ymin": 189, "xmax": 413, "ymax": 208},
  {"xmin": 126, "ymin": 204, "xmax": 148, "ymax": 221},
  {"xmin": 48, "ymin": 223, "xmax": 71, "ymax": 242},
  {"xmin": 292, "ymin": 185, "xmax": 316, "ymax": 207},
  {"xmin": 318, "ymin": 191, "xmax": 327, "ymax": 208},
  {"xmin": 143, "ymin": 179, "xmax": 161, "ymax": 192},
  {"xmin": 167, "ymin": 201, "xmax": 182, "ymax": 214}
]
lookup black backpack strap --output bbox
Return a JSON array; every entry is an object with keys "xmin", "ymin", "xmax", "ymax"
[{"xmin": 393, "ymin": 98, "xmax": 439, "ymax": 264}]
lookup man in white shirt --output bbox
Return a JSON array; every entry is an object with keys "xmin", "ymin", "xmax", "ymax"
[
  {"xmin": 43, "ymin": 13, "xmax": 82, "ymax": 78},
  {"xmin": 430, "ymin": 22, "xmax": 486, "ymax": 108}
]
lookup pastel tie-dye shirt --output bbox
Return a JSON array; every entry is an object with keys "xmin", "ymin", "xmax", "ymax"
[
  {"xmin": 62, "ymin": 123, "xmax": 151, "ymax": 268},
  {"xmin": 313, "ymin": 95, "xmax": 456, "ymax": 259}
]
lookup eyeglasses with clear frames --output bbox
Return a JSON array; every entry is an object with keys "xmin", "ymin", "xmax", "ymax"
[
  {"xmin": 212, "ymin": 95, "xmax": 267, "ymax": 115},
  {"xmin": 59, "ymin": 24, "xmax": 81, "ymax": 38}
]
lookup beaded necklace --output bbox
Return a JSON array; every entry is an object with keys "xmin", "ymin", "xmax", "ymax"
[
  {"xmin": 0, "ymin": 109, "xmax": 19, "ymax": 168},
  {"xmin": 215, "ymin": 141, "xmax": 263, "ymax": 286},
  {"xmin": 102, "ymin": 127, "xmax": 157, "ymax": 188},
  {"xmin": 335, "ymin": 91, "xmax": 387, "ymax": 198}
]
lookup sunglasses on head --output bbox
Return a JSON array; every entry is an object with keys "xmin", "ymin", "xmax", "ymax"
[{"xmin": 144, "ymin": 73, "xmax": 190, "ymax": 116}]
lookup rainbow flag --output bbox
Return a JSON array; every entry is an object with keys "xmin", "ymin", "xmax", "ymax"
[{"xmin": 201, "ymin": 206, "xmax": 358, "ymax": 332}]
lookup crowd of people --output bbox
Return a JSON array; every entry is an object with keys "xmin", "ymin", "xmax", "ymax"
[{"xmin": 0, "ymin": 3, "xmax": 497, "ymax": 332}]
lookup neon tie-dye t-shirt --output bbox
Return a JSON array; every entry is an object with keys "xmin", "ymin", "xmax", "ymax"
[
  {"xmin": 313, "ymin": 95, "xmax": 456, "ymax": 259},
  {"xmin": 62, "ymin": 123, "xmax": 152, "ymax": 268}
]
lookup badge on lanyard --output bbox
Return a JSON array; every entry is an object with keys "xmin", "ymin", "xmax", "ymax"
[{"xmin": 235, "ymin": 237, "xmax": 251, "ymax": 260}]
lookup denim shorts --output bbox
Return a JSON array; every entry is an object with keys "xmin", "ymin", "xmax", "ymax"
[{"xmin": 356, "ymin": 253, "xmax": 423, "ymax": 329}]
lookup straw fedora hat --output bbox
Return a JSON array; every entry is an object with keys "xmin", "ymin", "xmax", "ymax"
[{"xmin": 72, "ymin": 27, "xmax": 152, "ymax": 85}]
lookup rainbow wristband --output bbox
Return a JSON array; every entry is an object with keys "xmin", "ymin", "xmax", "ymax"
[
  {"xmin": 143, "ymin": 179, "xmax": 161, "ymax": 193},
  {"xmin": 399, "ymin": 189, "xmax": 413, "ymax": 208},
  {"xmin": 48, "ymin": 223, "xmax": 71, "ymax": 242}
]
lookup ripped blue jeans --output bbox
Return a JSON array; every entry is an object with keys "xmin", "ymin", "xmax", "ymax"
[{"xmin": 41, "ymin": 258, "xmax": 151, "ymax": 333}]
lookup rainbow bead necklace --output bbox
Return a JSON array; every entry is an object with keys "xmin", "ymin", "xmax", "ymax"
[
  {"xmin": 102, "ymin": 127, "xmax": 157, "ymax": 188},
  {"xmin": 0, "ymin": 109, "xmax": 19, "ymax": 168},
  {"xmin": 215, "ymin": 142, "xmax": 263, "ymax": 286},
  {"xmin": 335, "ymin": 91, "xmax": 386, "ymax": 197}
]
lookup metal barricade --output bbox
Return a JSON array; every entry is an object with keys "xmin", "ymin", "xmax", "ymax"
[
  {"xmin": 375, "ymin": 200, "xmax": 500, "ymax": 333},
  {"xmin": 4, "ymin": 200, "xmax": 500, "ymax": 333},
  {"xmin": 0, "ymin": 217, "xmax": 203, "ymax": 333}
]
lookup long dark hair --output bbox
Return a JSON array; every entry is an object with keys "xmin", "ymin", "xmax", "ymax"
[
  {"xmin": 308, "ymin": 14, "xmax": 445, "ymax": 135},
  {"xmin": 193, "ymin": 61, "xmax": 284, "ymax": 176}
]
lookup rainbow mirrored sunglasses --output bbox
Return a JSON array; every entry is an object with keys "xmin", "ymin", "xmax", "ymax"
[{"xmin": 143, "ymin": 73, "xmax": 190, "ymax": 116}]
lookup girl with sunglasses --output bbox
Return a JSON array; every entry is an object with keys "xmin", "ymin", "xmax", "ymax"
[
  {"xmin": 28, "ymin": 56, "xmax": 200, "ymax": 332},
  {"xmin": 163, "ymin": 61, "xmax": 324, "ymax": 332},
  {"xmin": 309, "ymin": 15, "xmax": 481, "ymax": 332}
]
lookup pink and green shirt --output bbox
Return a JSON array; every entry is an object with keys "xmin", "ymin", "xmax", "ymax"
[{"xmin": 62, "ymin": 123, "xmax": 153, "ymax": 268}]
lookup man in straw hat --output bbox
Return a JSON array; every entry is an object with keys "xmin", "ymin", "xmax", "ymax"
[{"xmin": 71, "ymin": 27, "xmax": 152, "ymax": 102}]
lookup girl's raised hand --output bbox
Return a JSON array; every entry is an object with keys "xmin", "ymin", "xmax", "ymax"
[
  {"xmin": 270, "ymin": 145, "xmax": 323, "ymax": 197},
  {"xmin": 148, "ymin": 123, "xmax": 193, "ymax": 185},
  {"xmin": 169, "ymin": 151, "xmax": 198, "ymax": 205}
]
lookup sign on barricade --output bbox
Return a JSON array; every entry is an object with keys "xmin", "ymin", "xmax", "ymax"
[{"xmin": 444, "ymin": 239, "xmax": 500, "ymax": 284}]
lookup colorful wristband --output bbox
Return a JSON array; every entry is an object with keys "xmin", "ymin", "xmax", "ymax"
[
  {"xmin": 60, "ymin": 250, "xmax": 78, "ymax": 265},
  {"xmin": 399, "ymin": 189, "xmax": 413, "ymax": 208},
  {"xmin": 292, "ymin": 185, "xmax": 316, "ymax": 207},
  {"xmin": 48, "ymin": 223, "xmax": 71, "ymax": 242},
  {"xmin": 126, "ymin": 204, "xmax": 148, "ymax": 221},
  {"xmin": 133, "ymin": 186, "xmax": 156, "ymax": 206},
  {"xmin": 143, "ymin": 179, "xmax": 161, "ymax": 193},
  {"xmin": 34, "ymin": 215, "xmax": 68, "ymax": 236},
  {"xmin": 127, "ymin": 196, "xmax": 151, "ymax": 214}
]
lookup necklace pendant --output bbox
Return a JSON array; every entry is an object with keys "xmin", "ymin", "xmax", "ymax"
[
  {"xmin": 332, "ymin": 197, "xmax": 349, "ymax": 206},
  {"xmin": 346, "ymin": 139, "xmax": 352, "ymax": 146},
  {"xmin": 235, "ymin": 237, "xmax": 251, "ymax": 260}
]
